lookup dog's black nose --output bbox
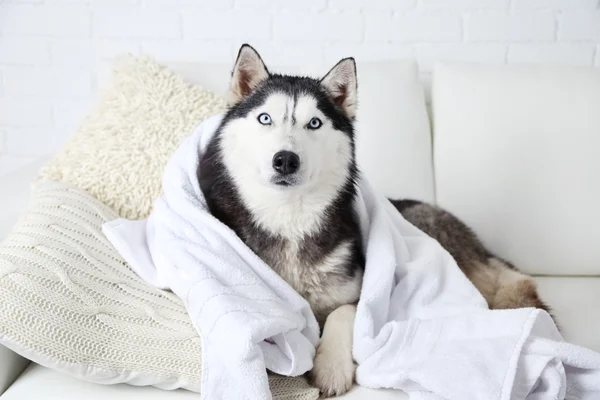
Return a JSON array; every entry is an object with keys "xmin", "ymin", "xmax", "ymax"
[{"xmin": 272, "ymin": 151, "xmax": 300, "ymax": 175}]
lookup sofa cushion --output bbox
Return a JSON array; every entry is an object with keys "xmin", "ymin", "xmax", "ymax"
[
  {"xmin": 433, "ymin": 63, "xmax": 600, "ymax": 276},
  {"xmin": 0, "ymin": 158, "xmax": 49, "ymax": 241},
  {"xmin": 0, "ymin": 345, "xmax": 28, "ymax": 395},
  {"xmin": 2, "ymin": 363, "xmax": 407, "ymax": 400},
  {"xmin": 535, "ymin": 277, "xmax": 600, "ymax": 352},
  {"xmin": 0, "ymin": 159, "xmax": 47, "ymax": 395}
]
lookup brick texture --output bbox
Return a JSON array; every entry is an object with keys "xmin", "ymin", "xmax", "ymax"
[
  {"xmin": 0, "ymin": 5, "xmax": 90, "ymax": 37},
  {"xmin": 0, "ymin": 38, "xmax": 50, "ymax": 65},
  {"xmin": 93, "ymin": 8, "xmax": 180, "ymax": 38},
  {"xmin": 512, "ymin": 0, "xmax": 598, "ymax": 10},
  {"xmin": 392, "ymin": 13, "xmax": 463, "ymax": 43},
  {"xmin": 182, "ymin": 10, "xmax": 271, "ymax": 40},
  {"xmin": 508, "ymin": 43, "xmax": 595, "ymax": 65},
  {"xmin": 420, "ymin": 0, "xmax": 510, "ymax": 10},
  {"xmin": 274, "ymin": 12, "xmax": 363, "ymax": 42},
  {"xmin": 2, "ymin": 67, "xmax": 92, "ymax": 98},
  {"xmin": 558, "ymin": 11, "xmax": 600, "ymax": 42},
  {"xmin": 0, "ymin": 99, "xmax": 52, "ymax": 127},
  {"xmin": 466, "ymin": 12, "xmax": 556, "ymax": 42},
  {"xmin": 416, "ymin": 44, "xmax": 507, "ymax": 71},
  {"xmin": 0, "ymin": 0, "xmax": 599, "ymax": 169}
]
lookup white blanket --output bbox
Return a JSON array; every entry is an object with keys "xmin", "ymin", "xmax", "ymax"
[{"xmin": 103, "ymin": 115, "xmax": 600, "ymax": 400}]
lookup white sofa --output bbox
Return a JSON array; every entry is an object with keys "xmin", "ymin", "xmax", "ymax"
[{"xmin": 0, "ymin": 60, "xmax": 599, "ymax": 399}]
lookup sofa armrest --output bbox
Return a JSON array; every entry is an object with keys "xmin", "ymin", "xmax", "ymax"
[
  {"xmin": 0, "ymin": 346, "xmax": 30, "ymax": 395},
  {"xmin": 0, "ymin": 158, "xmax": 49, "ymax": 240},
  {"xmin": 0, "ymin": 158, "xmax": 49, "ymax": 394}
]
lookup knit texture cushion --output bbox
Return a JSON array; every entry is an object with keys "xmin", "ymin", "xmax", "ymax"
[
  {"xmin": 37, "ymin": 54, "xmax": 227, "ymax": 220},
  {"xmin": 0, "ymin": 182, "xmax": 318, "ymax": 399}
]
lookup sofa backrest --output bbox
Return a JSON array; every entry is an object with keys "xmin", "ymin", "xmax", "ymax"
[
  {"xmin": 168, "ymin": 60, "xmax": 435, "ymax": 203},
  {"xmin": 433, "ymin": 63, "xmax": 600, "ymax": 276}
]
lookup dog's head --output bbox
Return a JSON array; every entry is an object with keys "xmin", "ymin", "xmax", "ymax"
[{"xmin": 218, "ymin": 44, "xmax": 358, "ymax": 197}]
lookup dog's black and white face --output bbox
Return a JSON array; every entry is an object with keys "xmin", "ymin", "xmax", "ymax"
[{"xmin": 213, "ymin": 45, "xmax": 359, "ymax": 238}]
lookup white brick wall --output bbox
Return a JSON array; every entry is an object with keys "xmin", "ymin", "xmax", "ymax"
[
  {"xmin": 466, "ymin": 12, "xmax": 556, "ymax": 42},
  {"xmin": 0, "ymin": 0, "xmax": 599, "ymax": 173}
]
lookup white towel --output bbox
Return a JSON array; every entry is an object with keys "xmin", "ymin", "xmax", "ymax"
[{"xmin": 104, "ymin": 115, "xmax": 600, "ymax": 400}]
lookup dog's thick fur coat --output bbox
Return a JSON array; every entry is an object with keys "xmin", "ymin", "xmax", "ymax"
[{"xmin": 199, "ymin": 44, "xmax": 549, "ymax": 397}]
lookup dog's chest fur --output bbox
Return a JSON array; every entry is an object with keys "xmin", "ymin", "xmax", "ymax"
[
  {"xmin": 209, "ymin": 197, "xmax": 364, "ymax": 325},
  {"xmin": 244, "ymin": 233, "xmax": 363, "ymax": 324}
]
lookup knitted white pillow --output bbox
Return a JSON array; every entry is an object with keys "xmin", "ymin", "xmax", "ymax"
[
  {"xmin": 0, "ymin": 181, "xmax": 318, "ymax": 399},
  {"xmin": 37, "ymin": 54, "xmax": 227, "ymax": 220}
]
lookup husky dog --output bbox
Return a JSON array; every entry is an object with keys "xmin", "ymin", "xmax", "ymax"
[{"xmin": 199, "ymin": 44, "xmax": 549, "ymax": 397}]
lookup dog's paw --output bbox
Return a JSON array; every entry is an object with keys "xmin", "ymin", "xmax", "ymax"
[{"xmin": 309, "ymin": 344, "xmax": 355, "ymax": 397}]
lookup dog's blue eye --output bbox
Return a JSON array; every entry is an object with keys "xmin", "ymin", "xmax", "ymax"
[
  {"xmin": 258, "ymin": 113, "xmax": 272, "ymax": 125},
  {"xmin": 308, "ymin": 117, "xmax": 322, "ymax": 130}
]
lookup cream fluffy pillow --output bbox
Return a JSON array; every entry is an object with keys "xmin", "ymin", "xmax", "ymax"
[
  {"xmin": 38, "ymin": 55, "xmax": 227, "ymax": 220},
  {"xmin": 0, "ymin": 181, "xmax": 318, "ymax": 399}
]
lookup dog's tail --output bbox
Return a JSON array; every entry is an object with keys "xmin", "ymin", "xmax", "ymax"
[
  {"xmin": 480, "ymin": 258, "xmax": 551, "ymax": 311},
  {"xmin": 390, "ymin": 198, "xmax": 553, "ymax": 319}
]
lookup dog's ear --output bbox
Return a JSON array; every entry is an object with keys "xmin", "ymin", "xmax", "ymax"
[
  {"xmin": 229, "ymin": 44, "xmax": 269, "ymax": 106},
  {"xmin": 320, "ymin": 58, "xmax": 358, "ymax": 119}
]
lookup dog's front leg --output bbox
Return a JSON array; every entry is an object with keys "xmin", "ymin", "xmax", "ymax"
[{"xmin": 310, "ymin": 304, "xmax": 356, "ymax": 397}]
